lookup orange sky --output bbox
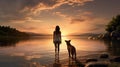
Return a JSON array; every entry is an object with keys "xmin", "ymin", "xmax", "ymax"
[{"xmin": 0, "ymin": 0, "xmax": 120, "ymax": 35}]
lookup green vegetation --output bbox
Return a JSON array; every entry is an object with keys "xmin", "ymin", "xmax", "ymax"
[
  {"xmin": 106, "ymin": 15, "xmax": 120, "ymax": 33},
  {"xmin": 0, "ymin": 26, "xmax": 29, "ymax": 37}
]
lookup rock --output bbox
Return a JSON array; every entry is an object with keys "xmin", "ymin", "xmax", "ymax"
[
  {"xmin": 100, "ymin": 54, "xmax": 109, "ymax": 59},
  {"xmin": 86, "ymin": 58, "xmax": 98, "ymax": 63},
  {"xmin": 88, "ymin": 36, "xmax": 93, "ymax": 39},
  {"xmin": 85, "ymin": 62, "xmax": 108, "ymax": 67},
  {"xmin": 111, "ymin": 57, "xmax": 120, "ymax": 62},
  {"xmin": 98, "ymin": 34, "xmax": 104, "ymax": 39},
  {"xmin": 111, "ymin": 31, "xmax": 120, "ymax": 40},
  {"xmin": 102, "ymin": 32, "xmax": 111, "ymax": 39}
]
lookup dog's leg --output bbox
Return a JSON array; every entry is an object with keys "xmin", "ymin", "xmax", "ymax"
[
  {"xmin": 68, "ymin": 50, "xmax": 70, "ymax": 58},
  {"xmin": 72, "ymin": 54, "xmax": 73, "ymax": 59},
  {"xmin": 75, "ymin": 51, "xmax": 76, "ymax": 60}
]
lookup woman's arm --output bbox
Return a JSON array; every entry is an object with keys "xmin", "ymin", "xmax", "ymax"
[{"xmin": 53, "ymin": 31, "xmax": 55, "ymax": 42}]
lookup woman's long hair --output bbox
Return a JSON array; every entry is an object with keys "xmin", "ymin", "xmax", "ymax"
[{"xmin": 55, "ymin": 25, "xmax": 61, "ymax": 34}]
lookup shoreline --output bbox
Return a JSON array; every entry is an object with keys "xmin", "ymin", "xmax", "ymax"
[{"xmin": 48, "ymin": 53, "xmax": 120, "ymax": 67}]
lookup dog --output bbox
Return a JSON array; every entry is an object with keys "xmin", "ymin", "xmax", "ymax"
[{"xmin": 65, "ymin": 40, "xmax": 76, "ymax": 59}]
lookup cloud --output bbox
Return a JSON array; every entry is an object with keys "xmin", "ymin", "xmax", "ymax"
[
  {"xmin": 52, "ymin": 11, "xmax": 104, "ymax": 33},
  {"xmin": 70, "ymin": 18, "xmax": 86, "ymax": 24},
  {"xmin": 0, "ymin": 0, "xmax": 96, "ymax": 34},
  {"xmin": 69, "ymin": 11, "xmax": 94, "ymax": 24},
  {"xmin": 0, "ymin": 0, "xmax": 94, "ymax": 23},
  {"xmin": 66, "ymin": 10, "xmax": 108, "ymax": 33},
  {"xmin": 89, "ymin": 24, "xmax": 106, "ymax": 31},
  {"xmin": 53, "ymin": 12, "xmax": 67, "ymax": 18}
]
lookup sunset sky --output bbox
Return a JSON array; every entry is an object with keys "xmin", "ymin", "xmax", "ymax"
[{"xmin": 0, "ymin": 0, "xmax": 120, "ymax": 35}]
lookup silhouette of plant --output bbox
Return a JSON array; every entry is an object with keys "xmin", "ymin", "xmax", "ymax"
[
  {"xmin": 106, "ymin": 15, "xmax": 120, "ymax": 33},
  {"xmin": 0, "ymin": 25, "xmax": 29, "ymax": 37}
]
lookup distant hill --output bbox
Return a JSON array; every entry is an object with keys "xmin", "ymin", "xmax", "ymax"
[
  {"xmin": 26, "ymin": 32, "xmax": 52, "ymax": 36},
  {"xmin": 0, "ymin": 26, "xmax": 29, "ymax": 37},
  {"xmin": 69, "ymin": 33, "xmax": 101, "ymax": 37}
]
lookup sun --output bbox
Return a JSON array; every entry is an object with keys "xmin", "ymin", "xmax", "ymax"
[
  {"xmin": 62, "ymin": 30, "xmax": 69, "ymax": 36},
  {"xmin": 61, "ymin": 30, "xmax": 70, "ymax": 36}
]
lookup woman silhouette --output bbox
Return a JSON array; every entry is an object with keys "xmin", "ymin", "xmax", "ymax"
[{"xmin": 53, "ymin": 25, "xmax": 62, "ymax": 54}]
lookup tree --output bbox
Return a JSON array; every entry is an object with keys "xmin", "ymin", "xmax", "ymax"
[
  {"xmin": 106, "ymin": 15, "xmax": 120, "ymax": 33},
  {"xmin": 0, "ymin": 25, "xmax": 29, "ymax": 37}
]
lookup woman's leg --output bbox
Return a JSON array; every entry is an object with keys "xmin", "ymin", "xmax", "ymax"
[
  {"xmin": 54, "ymin": 43, "xmax": 57, "ymax": 52},
  {"xmin": 58, "ymin": 43, "xmax": 60, "ymax": 53}
]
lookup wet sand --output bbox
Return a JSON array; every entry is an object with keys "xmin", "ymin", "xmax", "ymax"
[
  {"xmin": 48, "ymin": 54, "xmax": 120, "ymax": 67},
  {"xmin": 48, "ymin": 54, "xmax": 98, "ymax": 67}
]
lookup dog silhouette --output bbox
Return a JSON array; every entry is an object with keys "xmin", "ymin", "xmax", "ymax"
[{"xmin": 65, "ymin": 40, "xmax": 76, "ymax": 59}]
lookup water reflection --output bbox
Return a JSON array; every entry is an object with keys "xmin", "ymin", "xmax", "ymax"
[
  {"xmin": 55, "ymin": 49, "xmax": 60, "ymax": 63},
  {"xmin": 53, "ymin": 51, "xmax": 61, "ymax": 67},
  {"xmin": 0, "ymin": 36, "xmax": 52, "ymax": 47},
  {"xmin": 103, "ymin": 40, "xmax": 120, "ymax": 56},
  {"xmin": 53, "ymin": 42, "xmax": 62, "ymax": 67},
  {"xmin": 0, "ymin": 37, "xmax": 29, "ymax": 47},
  {"xmin": 0, "ymin": 36, "xmax": 120, "ymax": 67},
  {"xmin": 68, "ymin": 58, "xmax": 74, "ymax": 67}
]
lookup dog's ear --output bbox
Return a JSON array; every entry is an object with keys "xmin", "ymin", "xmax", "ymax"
[
  {"xmin": 65, "ymin": 40, "xmax": 67, "ymax": 42},
  {"xmin": 69, "ymin": 40, "xmax": 71, "ymax": 42}
]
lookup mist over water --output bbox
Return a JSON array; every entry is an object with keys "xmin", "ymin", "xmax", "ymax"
[{"xmin": 0, "ymin": 36, "xmax": 119, "ymax": 67}]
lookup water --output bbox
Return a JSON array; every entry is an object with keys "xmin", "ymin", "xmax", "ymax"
[{"xmin": 0, "ymin": 36, "xmax": 120, "ymax": 67}]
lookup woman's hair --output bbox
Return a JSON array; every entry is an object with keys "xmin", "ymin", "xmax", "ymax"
[{"xmin": 55, "ymin": 25, "xmax": 60, "ymax": 34}]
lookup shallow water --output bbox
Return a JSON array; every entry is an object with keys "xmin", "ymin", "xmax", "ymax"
[{"xmin": 0, "ymin": 36, "xmax": 120, "ymax": 67}]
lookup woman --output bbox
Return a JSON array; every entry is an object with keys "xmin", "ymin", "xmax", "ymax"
[{"xmin": 53, "ymin": 25, "xmax": 62, "ymax": 53}]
